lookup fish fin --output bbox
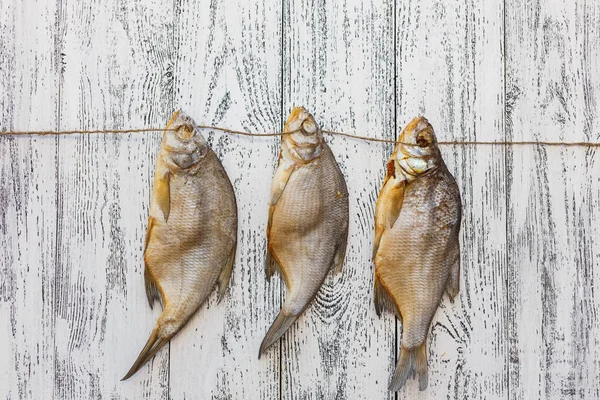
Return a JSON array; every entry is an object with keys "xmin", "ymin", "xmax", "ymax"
[
  {"xmin": 258, "ymin": 310, "xmax": 299, "ymax": 359},
  {"xmin": 331, "ymin": 227, "xmax": 349, "ymax": 274},
  {"xmin": 269, "ymin": 156, "xmax": 295, "ymax": 207},
  {"xmin": 265, "ymin": 156, "xmax": 294, "ymax": 279},
  {"xmin": 389, "ymin": 343, "xmax": 428, "ymax": 391},
  {"xmin": 374, "ymin": 274, "xmax": 400, "ymax": 319},
  {"xmin": 373, "ymin": 176, "xmax": 405, "ymax": 260},
  {"xmin": 217, "ymin": 244, "xmax": 236, "ymax": 303},
  {"xmin": 121, "ymin": 326, "xmax": 171, "ymax": 381},
  {"xmin": 265, "ymin": 247, "xmax": 283, "ymax": 281},
  {"xmin": 144, "ymin": 262, "xmax": 163, "ymax": 311},
  {"xmin": 445, "ymin": 241, "xmax": 461, "ymax": 302},
  {"xmin": 155, "ymin": 170, "xmax": 171, "ymax": 222},
  {"xmin": 143, "ymin": 217, "xmax": 156, "ymax": 255},
  {"xmin": 266, "ymin": 204, "xmax": 275, "ymax": 243}
]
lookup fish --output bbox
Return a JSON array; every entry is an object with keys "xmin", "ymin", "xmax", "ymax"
[
  {"xmin": 259, "ymin": 106, "xmax": 349, "ymax": 358},
  {"xmin": 122, "ymin": 110, "xmax": 238, "ymax": 380},
  {"xmin": 373, "ymin": 116, "xmax": 462, "ymax": 391}
]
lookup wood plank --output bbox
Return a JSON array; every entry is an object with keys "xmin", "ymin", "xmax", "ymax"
[
  {"xmin": 169, "ymin": 0, "xmax": 282, "ymax": 398},
  {"xmin": 0, "ymin": 1, "xmax": 59, "ymax": 398},
  {"xmin": 281, "ymin": 0, "xmax": 396, "ymax": 398},
  {"xmin": 53, "ymin": 0, "xmax": 173, "ymax": 398},
  {"xmin": 506, "ymin": 0, "xmax": 600, "ymax": 398},
  {"xmin": 396, "ymin": 0, "xmax": 507, "ymax": 398}
]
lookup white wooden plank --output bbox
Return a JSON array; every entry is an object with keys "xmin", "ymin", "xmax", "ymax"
[
  {"xmin": 506, "ymin": 0, "xmax": 600, "ymax": 398},
  {"xmin": 0, "ymin": 1, "xmax": 59, "ymax": 398},
  {"xmin": 54, "ymin": 0, "xmax": 173, "ymax": 398},
  {"xmin": 169, "ymin": 0, "xmax": 282, "ymax": 398},
  {"xmin": 396, "ymin": 0, "xmax": 507, "ymax": 398},
  {"xmin": 282, "ymin": 1, "xmax": 396, "ymax": 398}
]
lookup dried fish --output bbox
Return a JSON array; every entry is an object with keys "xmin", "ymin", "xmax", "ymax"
[
  {"xmin": 259, "ymin": 107, "xmax": 349, "ymax": 357},
  {"xmin": 373, "ymin": 116, "xmax": 462, "ymax": 391},
  {"xmin": 123, "ymin": 111, "xmax": 237, "ymax": 380}
]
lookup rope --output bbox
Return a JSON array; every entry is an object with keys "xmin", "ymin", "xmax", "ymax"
[{"xmin": 1, "ymin": 126, "xmax": 599, "ymax": 147}]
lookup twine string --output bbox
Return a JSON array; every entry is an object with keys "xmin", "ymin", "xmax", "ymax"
[{"xmin": 0, "ymin": 126, "xmax": 599, "ymax": 147}]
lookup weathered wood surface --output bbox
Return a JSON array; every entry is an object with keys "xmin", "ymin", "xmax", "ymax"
[
  {"xmin": 0, "ymin": 0, "xmax": 599, "ymax": 399},
  {"xmin": 0, "ymin": 1, "xmax": 58, "ymax": 398},
  {"xmin": 506, "ymin": 1, "xmax": 600, "ymax": 399}
]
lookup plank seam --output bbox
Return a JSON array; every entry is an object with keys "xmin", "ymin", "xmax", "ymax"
[
  {"xmin": 53, "ymin": 0, "xmax": 63, "ymax": 397},
  {"xmin": 503, "ymin": 0, "xmax": 510, "ymax": 399}
]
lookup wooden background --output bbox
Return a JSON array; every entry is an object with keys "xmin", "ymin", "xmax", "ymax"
[{"xmin": 1, "ymin": 0, "xmax": 599, "ymax": 398}]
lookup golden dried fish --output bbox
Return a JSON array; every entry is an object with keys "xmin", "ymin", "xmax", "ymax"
[
  {"xmin": 259, "ymin": 107, "xmax": 349, "ymax": 357},
  {"xmin": 373, "ymin": 116, "xmax": 461, "ymax": 391},
  {"xmin": 122, "ymin": 111, "xmax": 237, "ymax": 380}
]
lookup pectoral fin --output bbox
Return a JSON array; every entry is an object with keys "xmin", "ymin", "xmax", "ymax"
[
  {"xmin": 269, "ymin": 155, "xmax": 295, "ymax": 207},
  {"xmin": 265, "ymin": 155, "xmax": 295, "ymax": 280},
  {"xmin": 373, "ymin": 170, "xmax": 405, "ymax": 259},
  {"xmin": 155, "ymin": 170, "xmax": 171, "ymax": 222}
]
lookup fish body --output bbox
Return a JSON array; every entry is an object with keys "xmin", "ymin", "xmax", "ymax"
[
  {"xmin": 259, "ymin": 107, "xmax": 349, "ymax": 357},
  {"xmin": 123, "ymin": 111, "xmax": 237, "ymax": 380},
  {"xmin": 373, "ymin": 117, "xmax": 461, "ymax": 391}
]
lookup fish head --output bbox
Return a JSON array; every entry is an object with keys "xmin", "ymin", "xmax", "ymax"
[
  {"xmin": 161, "ymin": 110, "xmax": 209, "ymax": 170},
  {"xmin": 282, "ymin": 106, "xmax": 323, "ymax": 162},
  {"xmin": 395, "ymin": 116, "xmax": 441, "ymax": 178}
]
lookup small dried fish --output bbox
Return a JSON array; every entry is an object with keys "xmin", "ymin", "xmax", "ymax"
[
  {"xmin": 259, "ymin": 107, "xmax": 349, "ymax": 357},
  {"xmin": 122, "ymin": 111, "xmax": 237, "ymax": 380},
  {"xmin": 373, "ymin": 116, "xmax": 462, "ymax": 391}
]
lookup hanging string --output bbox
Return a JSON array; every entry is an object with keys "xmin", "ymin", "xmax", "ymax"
[{"xmin": 0, "ymin": 126, "xmax": 599, "ymax": 147}]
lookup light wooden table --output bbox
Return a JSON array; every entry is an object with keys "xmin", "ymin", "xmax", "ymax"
[{"xmin": 1, "ymin": 0, "xmax": 598, "ymax": 398}]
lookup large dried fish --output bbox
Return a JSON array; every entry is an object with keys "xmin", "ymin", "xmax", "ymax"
[
  {"xmin": 123, "ymin": 111, "xmax": 237, "ymax": 380},
  {"xmin": 373, "ymin": 116, "xmax": 462, "ymax": 391},
  {"xmin": 259, "ymin": 107, "xmax": 349, "ymax": 357}
]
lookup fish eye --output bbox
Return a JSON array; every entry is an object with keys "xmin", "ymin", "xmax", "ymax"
[{"xmin": 416, "ymin": 135, "xmax": 429, "ymax": 148}]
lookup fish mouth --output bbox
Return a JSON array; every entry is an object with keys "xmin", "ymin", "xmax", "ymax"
[
  {"xmin": 285, "ymin": 106, "xmax": 320, "ymax": 136},
  {"xmin": 161, "ymin": 110, "xmax": 208, "ymax": 169},
  {"xmin": 398, "ymin": 116, "xmax": 438, "ymax": 157},
  {"xmin": 395, "ymin": 116, "xmax": 440, "ymax": 177},
  {"xmin": 166, "ymin": 110, "xmax": 197, "ymax": 140}
]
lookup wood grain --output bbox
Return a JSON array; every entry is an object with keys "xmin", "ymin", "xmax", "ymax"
[
  {"xmin": 506, "ymin": 0, "xmax": 600, "ymax": 398},
  {"xmin": 0, "ymin": 1, "xmax": 59, "ymax": 398},
  {"xmin": 54, "ymin": 0, "xmax": 173, "ymax": 398},
  {"xmin": 396, "ymin": 0, "xmax": 508, "ymax": 398},
  {"xmin": 282, "ymin": 0, "xmax": 396, "ymax": 398},
  {"xmin": 169, "ymin": 0, "xmax": 283, "ymax": 398},
  {"xmin": 1, "ymin": 0, "xmax": 600, "ymax": 399}
]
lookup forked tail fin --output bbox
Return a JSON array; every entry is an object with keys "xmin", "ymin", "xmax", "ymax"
[
  {"xmin": 258, "ymin": 310, "xmax": 299, "ymax": 359},
  {"xmin": 389, "ymin": 343, "xmax": 428, "ymax": 391},
  {"xmin": 121, "ymin": 326, "xmax": 172, "ymax": 380}
]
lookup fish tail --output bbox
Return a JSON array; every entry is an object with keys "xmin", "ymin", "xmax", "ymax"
[
  {"xmin": 389, "ymin": 343, "xmax": 428, "ymax": 391},
  {"xmin": 258, "ymin": 310, "xmax": 299, "ymax": 359},
  {"xmin": 121, "ymin": 325, "xmax": 171, "ymax": 381}
]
